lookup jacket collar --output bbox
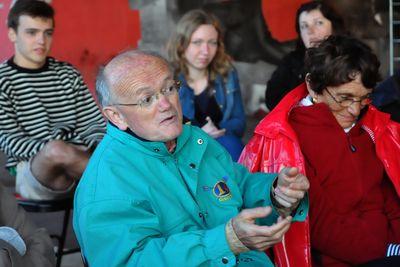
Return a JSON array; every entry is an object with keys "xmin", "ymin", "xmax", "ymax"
[
  {"xmin": 105, "ymin": 123, "xmax": 192, "ymax": 157},
  {"xmin": 255, "ymin": 83, "xmax": 308, "ymax": 138}
]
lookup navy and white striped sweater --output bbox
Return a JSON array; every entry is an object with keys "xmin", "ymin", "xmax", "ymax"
[{"xmin": 0, "ymin": 57, "xmax": 106, "ymax": 168}]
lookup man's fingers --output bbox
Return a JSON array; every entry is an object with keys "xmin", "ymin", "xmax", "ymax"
[
  {"xmin": 251, "ymin": 241, "xmax": 277, "ymax": 251},
  {"xmin": 276, "ymin": 187, "xmax": 305, "ymax": 202},
  {"xmin": 255, "ymin": 216, "xmax": 292, "ymax": 237},
  {"xmin": 235, "ymin": 219, "xmax": 290, "ymax": 239},
  {"xmin": 274, "ymin": 193, "xmax": 295, "ymax": 208},
  {"xmin": 278, "ymin": 167, "xmax": 299, "ymax": 188},
  {"xmin": 277, "ymin": 168, "xmax": 309, "ymax": 203},
  {"xmin": 289, "ymin": 177, "xmax": 310, "ymax": 191},
  {"xmin": 282, "ymin": 166, "xmax": 299, "ymax": 178},
  {"xmin": 234, "ymin": 214, "xmax": 293, "ymax": 251},
  {"xmin": 238, "ymin": 206, "xmax": 273, "ymax": 221},
  {"xmin": 275, "ymin": 187, "xmax": 298, "ymax": 202},
  {"xmin": 243, "ymin": 217, "xmax": 292, "ymax": 249},
  {"xmin": 253, "ymin": 222, "xmax": 292, "ymax": 251}
]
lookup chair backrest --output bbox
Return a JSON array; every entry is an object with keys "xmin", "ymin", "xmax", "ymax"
[{"xmin": 14, "ymin": 194, "xmax": 73, "ymax": 212}]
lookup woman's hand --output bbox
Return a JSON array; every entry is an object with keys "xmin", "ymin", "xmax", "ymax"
[{"xmin": 201, "ymin": 117, "xmax": 226, "ymax": 138}]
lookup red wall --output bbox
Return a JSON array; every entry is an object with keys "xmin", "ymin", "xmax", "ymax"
[
  {"xmin": 1, "ymin": 0, "xmax": 309, "ymax": 88},
  {"xmin": 262, "ymin": 0, "xmax": 310, "ymax": 42},
  {"xmin": 0, "ymin": 0, "xmax": 13, "ymax": 61},
  {"xmin": 51, "ymin": 0, "xmax": 141, "ymax": 91},
  {"xmin": 0, "ymin": 0, "xmax": 141, "ymax": 92}
]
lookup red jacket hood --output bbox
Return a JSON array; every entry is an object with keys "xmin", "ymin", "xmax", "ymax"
[{"xmin": 255, "ymin": 83, "xmax": 308, "ymax": 139}]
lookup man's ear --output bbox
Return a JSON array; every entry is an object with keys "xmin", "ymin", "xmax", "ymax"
[
  {"xmin": 8, "ymin": 28, "xmax": 17, "ymax": 43},
  {"xmin": 103, "ymin": 106, "xmax": 129, "ymax": 131}
]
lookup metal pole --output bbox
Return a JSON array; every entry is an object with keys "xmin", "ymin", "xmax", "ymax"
[{"xmin": 390, "ymin": 0, "xmax": 394, "ymax": 75}]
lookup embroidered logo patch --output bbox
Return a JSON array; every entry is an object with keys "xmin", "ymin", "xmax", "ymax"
[{"xmin": 213, "ymin": 179, "xmax": 232, "ymax": 202}]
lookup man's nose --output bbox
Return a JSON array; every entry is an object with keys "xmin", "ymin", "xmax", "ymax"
[
  {"xmin": 156, "ymin": 93, "xmax": 172, "ymax": 110},
  {"xmin": 37, "ymin": 33, "xmax": 45, "ymax": 44}
]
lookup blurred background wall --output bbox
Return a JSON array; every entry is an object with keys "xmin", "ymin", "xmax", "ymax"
[{"xmin": 0, "ymin": 0, "xmax": 389, "ymax": 114}]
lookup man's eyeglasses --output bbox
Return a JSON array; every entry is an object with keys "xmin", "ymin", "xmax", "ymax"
[
  {"xmin": 114, "ymin": 80, "xmax": 181, "ymax": 109},
  {"xmin": 325, "ymin": 88, "xmax": 372, "ymax": 108}
]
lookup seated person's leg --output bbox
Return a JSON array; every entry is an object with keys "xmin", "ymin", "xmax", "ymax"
[
  {"xmin": 16, "ymin": 140, "xmax": 92, "ymax": 200},
  {"xmin": 16, "ymin": 160, "xmax": 74, "ymax": 200}
]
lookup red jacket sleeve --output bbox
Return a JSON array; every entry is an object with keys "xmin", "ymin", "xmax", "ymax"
[{"xmin": 239, "ymin": 133, "xmax": 312, "ymax": 267}]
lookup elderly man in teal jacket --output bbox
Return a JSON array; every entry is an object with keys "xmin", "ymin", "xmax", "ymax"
[{"xmin": 73, "ymin": 50, "xmax": 309, "ymax": 267}]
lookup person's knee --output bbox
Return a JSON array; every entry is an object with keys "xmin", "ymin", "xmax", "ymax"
[{"xmin": 41, "ymin": 140, "xmax": 72, "ymax": 164}]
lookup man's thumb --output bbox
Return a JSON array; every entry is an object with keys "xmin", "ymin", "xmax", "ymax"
[
  {"xmin": 283, "ymin": 166, "xmax": 298, "ymax": 178},
  {"xmin": 239, "ymin": 206, "xmax": 272, "ymax": 220}
]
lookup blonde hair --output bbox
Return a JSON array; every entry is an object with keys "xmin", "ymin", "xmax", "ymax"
[{"xmin": 167, "ymin": 9, "xmax": 232, "ymax": 82}]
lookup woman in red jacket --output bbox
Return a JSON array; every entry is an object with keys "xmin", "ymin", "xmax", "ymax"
[{"xmin": 240, "ymin": 35, "xmax": 400, "ymax": 267}]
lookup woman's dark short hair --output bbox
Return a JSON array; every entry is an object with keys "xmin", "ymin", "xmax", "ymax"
[
  {"xmin": 305, "ymin": 35, "xmax": 381, "ymax": 94},
  {"xmin": 7, "ymin": 0, "xmax": 54, "ymax": 31},
  {"xmin": 295, "ymin": 1, "xmax": 345, "ymax": 50}
]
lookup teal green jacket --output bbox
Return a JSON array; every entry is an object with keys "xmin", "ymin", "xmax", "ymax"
[{"xmin": 73, "ymin": 124, "xmax": 308, "ymax": 267}]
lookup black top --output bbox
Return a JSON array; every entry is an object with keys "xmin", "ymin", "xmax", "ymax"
[
  {"xmin": 265, "ymin": 49, "xmax": 306, "ymax": 111},
  {"xmin": 193, "ymin": 89, "xmax": 223, "ymax": 128}
]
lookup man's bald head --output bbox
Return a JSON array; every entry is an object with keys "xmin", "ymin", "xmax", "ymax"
[
  {"xmin": 96, "ymin": 50, "xmax": 172, "ymax": 108},
  {"xmin": 97, "ymin": 49, "xmax": 183, "ymax": 142}
]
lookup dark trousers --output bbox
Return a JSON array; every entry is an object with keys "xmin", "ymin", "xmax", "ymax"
[{"xmin": 358, "ymin": 256, "xmax": 400, "ymax": 267}]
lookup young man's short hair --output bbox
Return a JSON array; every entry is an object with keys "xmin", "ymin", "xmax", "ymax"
[{"xmin": 7, "ymin": 0, "xmax": 54, "ymax": 31}]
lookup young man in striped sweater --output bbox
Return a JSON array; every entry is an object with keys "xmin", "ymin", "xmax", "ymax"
[{"xmin": 0, "ymin": 0, "xmax": 106, "ymax": 200}]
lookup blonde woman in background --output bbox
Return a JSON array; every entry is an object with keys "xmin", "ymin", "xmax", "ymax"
[{"xmin": 167, "ymin": 9, "xmax": 246, "ymax": 161}]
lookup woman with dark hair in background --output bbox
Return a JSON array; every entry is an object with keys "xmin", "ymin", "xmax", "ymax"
[
  {"xmin": 167, "ymin": 9, "xmax": 245, "ymax": 161},
  {"xmin": 265, "ymin": 0, "xmax": 345, "ymax": 111},
  {"xmin": 241, "ymin": 35, "xmax": 400, "ymax": 266}
]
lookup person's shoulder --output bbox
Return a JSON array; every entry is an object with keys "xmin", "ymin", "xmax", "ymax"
[
  {"xmin": 374, "ymin": 72, "xmax": 400, "ymax": 107},
  {"xmin": 0, "ymin": 61, "xmax": 16, "ymax": 87},
  {"xmin": 48, "ymin": 57, "xmax": 82, "ymax": 75},
  {"xmin": 0, "ymin": 60, "xmax": 9, "ymax": 69},
  {"xmin": 0, "ymin": 60, "xmax": 14, "ymax": 75},
  {"xmin": 226, "ymin": 67, "xmax": 239, "ymax": 79},
  {"xmin": 47, "ymin": 57, "xmax": 71, "ymax": 67},
  {"xmin": 281, "ymin": 49, "xmax": 305, "ymax": 64}
]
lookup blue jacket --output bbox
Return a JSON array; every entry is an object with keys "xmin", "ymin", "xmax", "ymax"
[
  {"xmin": 373, "ymin": 71, "xmax": 400, "ymax": 122},
  {"xmin": 178, "ymin": 69, "xmax": 246, "ymax": 137},
  {"xmin": 74, "ymin": 123, "xmax": 308, "ymax": 267}
]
